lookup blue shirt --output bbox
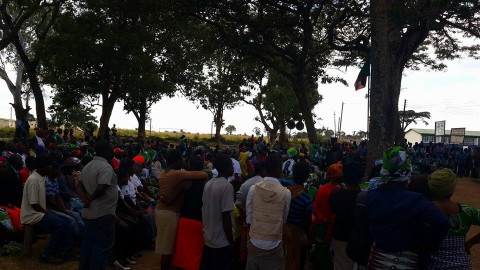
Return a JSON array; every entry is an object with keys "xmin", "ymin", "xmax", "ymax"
[
  {"xmin": 45, "ymin": 177, "xmax": 59, "ymax": 196},
  {"xmin": 367, "ymin": 186, "xmax": 449, "ymax": 252},
  {"xmin": 280, "ymin": 179, "xmax": 312, "ymax": 229}
]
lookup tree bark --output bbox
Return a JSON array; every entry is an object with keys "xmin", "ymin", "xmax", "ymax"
[
  {"xmin": 0, "ymin": 61, "xmax": 30, "ymax": 139},
  {"xmin": 98, "ymin": 93, "xmax": 116, "ymax": 139},
  {"xmin": 278, "ymin": 121, "xmax": 288, "ymax": 149},
  {"xmin": 137, "ymin": 99, "xmax": 147, "ymax": 138},
  {"xmin": 214, "ymin": 108, "xmax": 224, "ymax": 144},
  {"xmin": 11, "ymin": 37, "xmax": 48, "ymax": 130},
  {"xmin": 268, "ymin": 127, "xmax": 279, "ymax": 144},
  {"xmin": 367, "ymin": 0, "xmax": 404, "ymax": 174},
  {"xmin": 293, "ymin": 78, "xmax": 318, "ymax": 144}
]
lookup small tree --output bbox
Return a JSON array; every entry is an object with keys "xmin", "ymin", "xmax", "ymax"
[
  {"xmin": 400, "ymin": 110, "xmax": 431, "ymax": 132},
  {"xmin": 225, "ymin": 125, "xmax": 236, "ymax": 135}
]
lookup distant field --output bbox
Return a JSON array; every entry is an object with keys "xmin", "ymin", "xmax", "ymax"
[{"xmin": 0, "ymin": 127, "xmax": 311, "ymax": 147}]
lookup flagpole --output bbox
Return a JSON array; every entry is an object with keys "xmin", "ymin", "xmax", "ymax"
[{"xmin": 366, "ymin": 66, "xmax": 371, "ymax": 140}]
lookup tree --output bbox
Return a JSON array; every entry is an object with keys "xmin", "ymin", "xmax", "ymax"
[
  {"xmin": 400, "ymin": 110, "xmax": 431, "ymax": 132},
  {"xmin": 47, "ymin": 91, "xmax": 97, "ymax": 130},
  {"xmin": 0, "ymin": 52, "xmax": 29, "ymax": 139},
  {"xmin": 245, "ymin": 69, "xmax": 321, "ymax": 146},
  {"xmin": 225, "ymin": 125, "xmax": 236, "ymax": 135},
  {"xmin": 366, "ymin": 0, "xmax": 480, "ymax": 170},
  {"xmin": 1, "ymin": 0, "xmax": 64, "ymax": 130},
  {"xmin": 0, "ymin": 1, "xmax": 44, "ymax": 50},
  {"xmin": 327, "ymin": 0, "xmax": 480, "ymax": 171},
  {"xmin": 184, "ymin": 49, "xmax": 251, "ymax": 143},
  {"xmin": 186, "ymin": 0, "xmax": 347, "ymax": 143}
]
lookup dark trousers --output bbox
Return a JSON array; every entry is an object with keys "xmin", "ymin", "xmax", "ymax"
[
  {"xmin": 202, "ymin": 244, "xmax": 235, "ymax": 270},
  {"xmin": 79, "ymin": 215, "xmax": 116, "ymax": 270},
  {"xmin": 35, "ymin": 213, "xmax": 75, "ymax": 258}
]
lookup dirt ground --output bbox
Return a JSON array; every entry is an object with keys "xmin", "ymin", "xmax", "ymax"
[{"xmin": 1, "ymin": 177, "xmax": 480, "ymax": 270}]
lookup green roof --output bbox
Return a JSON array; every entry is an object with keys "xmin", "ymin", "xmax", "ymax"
[{"xmin": 407, "ymin": 128, "xmax": 480, "ymax": 137}]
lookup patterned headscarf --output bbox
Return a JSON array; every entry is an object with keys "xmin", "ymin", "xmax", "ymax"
[{"xmin": 380, "ymin": 146, "xmax": 412, "ymax": 183}]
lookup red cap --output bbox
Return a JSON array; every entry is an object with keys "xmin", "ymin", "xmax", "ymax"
[{"xmin": 114, "ymin": 148, "xmax": 124, "ymax": 154}]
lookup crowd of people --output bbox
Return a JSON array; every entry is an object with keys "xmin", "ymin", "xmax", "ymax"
[{"xmin": 0, "ymin": 127, "xmax": 480, "ymax": 270}]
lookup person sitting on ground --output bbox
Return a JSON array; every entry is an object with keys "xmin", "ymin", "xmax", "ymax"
[
  {"xmin": 20, "ymin": 156, "xmax": 75, "ymax": 264},
  {"xmin": 428, "ymin": 168, "xmax": 480, "ymax": 269}
]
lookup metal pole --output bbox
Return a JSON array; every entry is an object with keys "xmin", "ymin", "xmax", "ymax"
[
  {"xmin": 150, "ymin": 119, "xmax": 152, "ymax": 137},
  {"xmin": 334, "ymin": 111, "xmax": 337, "ymax": 138},
  {"xmin": 402, "ymin": 99, "xmax": 407, "ymax": 131},
  {"xmin": 367, "ymin": 74, "xmax": 370, "ymax": 140},
  {"xmin": 339, "ymin": 102, "xmax": 344, "ymax": 140}
]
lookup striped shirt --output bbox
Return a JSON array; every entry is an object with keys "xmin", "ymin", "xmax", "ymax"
[{"xmin": 45, "ymin": 177, "xmax": 59, "ymax": 196}]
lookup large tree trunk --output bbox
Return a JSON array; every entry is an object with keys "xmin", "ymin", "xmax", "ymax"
[
  {"xmin": 98, "ymin": 93, "xmax": 116, "ymax": 139},
  {"xmin": 278, "ymin": 121, "xmax": 288, "ymax": 149},
  {"xmin": 293, "ymin": 78, "xmax": 318, "ymax": 144},
  {"xmin": 268, "ymin": 127, "xmax": 279, "ymax": 144},
  {"xmin": 367, "ymin": 0, "xmax": 404, "ymax": 174},
  {"xmin": 24, "ymin": 63, "xmax": 47, "ymax": 130},
  {"xmin": 136, "ymin": 99, "xmax": 147, "ymax": 138},
  {"xmin": 214, "ymin": 108, "xmax": 224, "ymax": 144},
  {"xmin": 0, "ymin": 60, "xmax": 30, "ymax": 139}
]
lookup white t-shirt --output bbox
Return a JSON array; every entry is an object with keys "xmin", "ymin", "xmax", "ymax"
[
  {"xmin": 202, "ymin": 177, "xmax": 234, "ymax": 248},
  {"xmin": 228, "ymin": 158, "xmax": 242, "ymax": 182},
  {"xmin": 20, "ymin": 171, "xmax": 46, "ymax": 225},
  {"xmin": 121, "ymin": 182, "xmax": 137, "ymax": 205},
  {"xmin": 282, "ymin": 158, "xmax": 295, "ymax": 177}
]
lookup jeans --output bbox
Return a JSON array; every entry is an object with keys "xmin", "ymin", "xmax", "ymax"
[
  {"xmin": 35, "ymin": 213, "xmax": 75, "ymax": 257},
  {"xmin": 49, "ymin": 209, "xmax": 84, "ymax": 243},
  {"xmin": 79, "ymin": 215, "xmax": 116, "ymax": 270}
]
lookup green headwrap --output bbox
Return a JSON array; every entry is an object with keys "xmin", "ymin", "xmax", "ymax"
[
  {"xmin": 380, "ymin": 146, "xmax": 412, "ymax": 182},
  {"xmin": 428, "ymin": 168, "xmax": 457, "ymax": 199}
]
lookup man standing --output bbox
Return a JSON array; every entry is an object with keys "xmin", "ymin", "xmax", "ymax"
[
  {"xmin": 202, "ymin": 155, "xmax": 235, "ymax": 270},
  {"xmin": 20, "ymin": 156, "xmax": 75, "ymax": 264},
  {"xmin": 79, "ymin": 141, "xmax": 118, "ymax": 270},
  {"xmin": 246, "ymin": 154, "xmax": 291, "ymax": 270}
]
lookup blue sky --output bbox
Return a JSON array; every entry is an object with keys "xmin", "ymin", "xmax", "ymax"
[{"xmin": 0, "ymin": 57, "xmax": 479, "ymax": 136}]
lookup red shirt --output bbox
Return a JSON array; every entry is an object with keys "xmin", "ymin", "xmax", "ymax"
[
  {"xmin": 19, "ymin": 168, "xmax": 31, "ymax": 184},
  {"xmin": 312, "ymin": 182, "xmax": 341, "ymax": 241},
  {"xmin": 111, "ymin": 157, "xmax": 120, "ymax": 170}
]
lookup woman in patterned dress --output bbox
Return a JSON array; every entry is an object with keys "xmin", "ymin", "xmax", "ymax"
[{"xmin": 428, "ymin": 168, "xmax": 480, "ymax": 269}]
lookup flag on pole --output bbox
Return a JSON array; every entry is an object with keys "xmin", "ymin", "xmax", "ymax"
[{"xmin": 354, "ymin": 56, "xmax": 370, "ymax": 90}]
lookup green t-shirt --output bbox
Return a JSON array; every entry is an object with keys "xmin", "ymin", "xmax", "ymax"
[{"xmin": 448, "ymin": 204, "xmax": 480, "ymax": 236}]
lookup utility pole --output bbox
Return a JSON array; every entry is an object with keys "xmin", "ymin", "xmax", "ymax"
[
  {"xmin": 333, "ymin": 111, "xmax": 337, "ymax": 138},
  {"xmin": 402, "ymin": 99, "xmax": 407, "ymax": 131},
  {"xmin": 339, "ymin": 102, "xmax": 344, "ymax": 140}
]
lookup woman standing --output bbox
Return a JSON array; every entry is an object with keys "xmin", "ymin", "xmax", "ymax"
[{"xmin": 428, "ymin": 168, "xmax": 480, "ymax": 269}]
